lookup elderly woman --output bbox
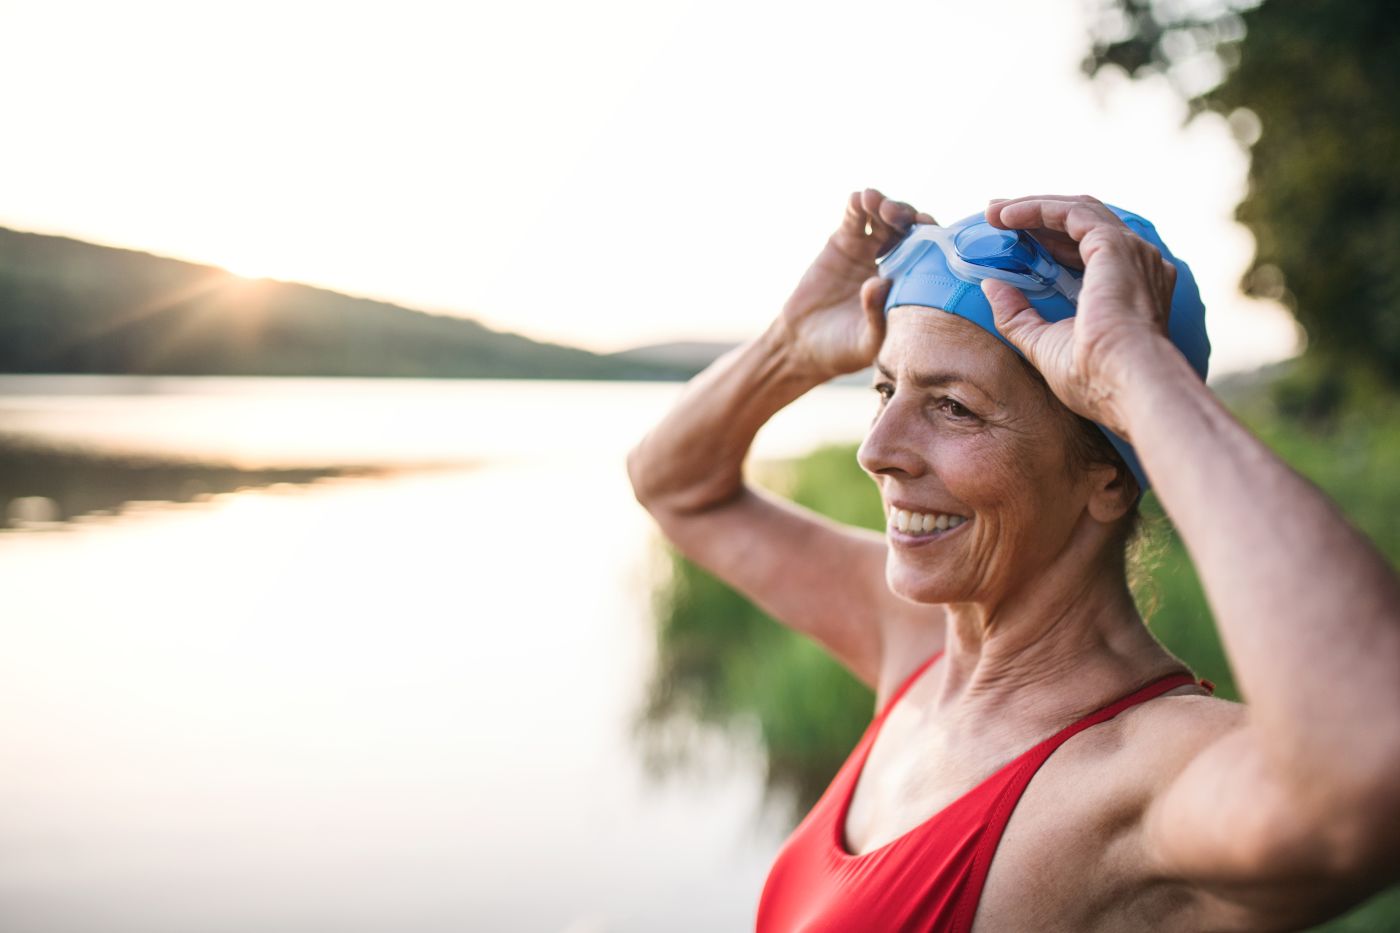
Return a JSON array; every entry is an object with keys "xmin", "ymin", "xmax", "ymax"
[{"xmin": 627, "ymin": 190, "xmax": 1400, "ymax": 931}]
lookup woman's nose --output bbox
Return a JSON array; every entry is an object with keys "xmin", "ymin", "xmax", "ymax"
[{"xmin": 857, "ymin": 401, "xmax": 927, "ymax": 478}]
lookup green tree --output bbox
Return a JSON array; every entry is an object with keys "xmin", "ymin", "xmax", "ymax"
[{"xmin": 1084, "ymin": 0, "xmax": 1400, "ymax": 399}]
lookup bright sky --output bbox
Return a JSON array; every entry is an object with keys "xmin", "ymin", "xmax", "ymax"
[{"xmin": 0, "ymin": 0, "xmax": 1298, "ymax": 374}]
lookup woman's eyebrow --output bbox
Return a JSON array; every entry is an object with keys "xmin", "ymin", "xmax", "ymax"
[
  {"xmin": 874, "ymin": 360, "xmax": 998, "ymax": 402},
  {"xmin": 868, "ymin": 358, "xmax": 1002, "ymax": 403}
]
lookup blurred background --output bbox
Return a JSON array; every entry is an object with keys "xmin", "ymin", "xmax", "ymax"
[{"xmin": 0, "ymin": 0, "xmax": 1396, "ymax": 930}]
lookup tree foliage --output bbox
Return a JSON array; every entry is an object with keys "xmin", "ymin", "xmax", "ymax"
[{"xmin": 1084, "ymin": 0, "xmax": 1400, "ymax": 390}]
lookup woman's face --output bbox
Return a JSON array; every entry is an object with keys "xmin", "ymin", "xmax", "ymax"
[{"xmin": 856, "ymin": 307, "xmax": 1098, "ymax": 605}]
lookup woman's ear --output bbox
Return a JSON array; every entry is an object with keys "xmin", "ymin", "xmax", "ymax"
[{"xmin": 1085, "ymin": 461, "xmax": 1137, "ymax": 524}]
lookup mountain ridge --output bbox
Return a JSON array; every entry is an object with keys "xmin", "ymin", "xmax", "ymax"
[{"xmin": 0, "ymin": 226, "xmax": 692, "ymax": 380}]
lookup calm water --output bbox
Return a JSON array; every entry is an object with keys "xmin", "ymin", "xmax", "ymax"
[{"xmin": 0, "ymin": 375, "xmax": 878, "ymax": 933}]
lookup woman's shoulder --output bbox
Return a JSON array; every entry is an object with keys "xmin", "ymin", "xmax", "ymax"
[
  {"xmin": 1077, "ymin": 684, "xmax": 1244, "ymax": 772},
  {"xmin": 1019, "ymin": 684, "xmax": 1242, "ymax": 822},
  {"xmin": 1050, "ymin": 686, "xmax": 1246, "ymax": 829},
  {"xmin": 981, "ymin": 687, "xmax": 1248, "ymax": 928},
  {"xmin": 1119, "ymin": 684, "xmax": 1245, "ymax": 756}
]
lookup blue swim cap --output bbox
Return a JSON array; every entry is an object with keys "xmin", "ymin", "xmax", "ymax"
[{"xmin": 878, "ymin": 206, "xmax": 1210, "ymax": 494}]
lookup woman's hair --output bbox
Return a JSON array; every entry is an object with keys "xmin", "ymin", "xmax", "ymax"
[
  {"xmin": 1063, "ymin": 408, "xmax": 1169, "ymax": 616},
  {"xmin": 1012, "ymin": 353, "xmax": 1164, "ymax": 614},
  {"xmin": 1063, "ymin": 411, "xmax": 1137, "ymax": 504}
]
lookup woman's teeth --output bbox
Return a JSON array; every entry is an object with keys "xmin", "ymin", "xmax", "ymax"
[{"xmin": 889, "ymin": 508, "xmax": 967, "ymax": 535}]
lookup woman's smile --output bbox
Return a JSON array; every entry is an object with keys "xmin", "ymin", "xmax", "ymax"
[{"xmin": 885, "ymin": 503, "xmax": 973, "ymax": 547}]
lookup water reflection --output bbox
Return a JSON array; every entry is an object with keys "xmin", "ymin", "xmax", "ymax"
[
  {"xmin": 0, "ymin": 377, "xmax": 888, "ymax": 932},
  {"xmin": 0, "ymin": 436, "xmax": 370, "ymax": 531},
  {"xmin": 635, "ymin": 449, "xmax": 886, "ymax": 827},
  {"xmin": 635, "ymin": 552, "xmax": 874, "ymax": 827}
]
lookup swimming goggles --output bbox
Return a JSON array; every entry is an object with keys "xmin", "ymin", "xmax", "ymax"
[
  {"xmin": 870, "ymin": 204, "xmax": 1212, "ymax": 497},
  {"xmin": 876, "ymin": 220, "xmax": 1082, "ymax": 304}
]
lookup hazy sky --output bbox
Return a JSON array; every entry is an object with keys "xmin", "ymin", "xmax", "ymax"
[{"xmin": 0, "ymin": 0, "xmax": 1298, "ymax": 373}]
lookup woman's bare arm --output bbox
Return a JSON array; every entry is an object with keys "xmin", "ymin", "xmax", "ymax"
[
  {"xmin": 627, "ymin": 322, "xmax": 893, "ymax": 689},
  {"xmin": 983, "ymin": 195, "xmax": 1400, "ymax": 924},
  {"xmin": 1123, "ymin": 347, "xmax": 1400, "ymax": 919},
  {"xmin": 627, "ymin": 190, "xmax": 946, "ymax": 695}
]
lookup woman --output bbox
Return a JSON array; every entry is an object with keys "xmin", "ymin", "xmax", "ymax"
[{"xmin": 626, "ymin": 190, "xmax": 1400, "ymax": 931}]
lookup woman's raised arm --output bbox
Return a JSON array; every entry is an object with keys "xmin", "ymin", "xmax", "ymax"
[
  {"xmin": 982, "ymin": 195, "xmax": 1400, "ymax": 926},
  {"xmin": 626, "ymin": 190, "xmax": 946, "ymax": 694}
]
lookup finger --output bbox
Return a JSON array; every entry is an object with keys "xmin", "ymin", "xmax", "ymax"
[
  {"xmin": 985, "ymin": 198, "xmax": 1085, "ymax": 268},
  {"xmin": 838, "ymin": 188, "xmax": 893, "ymax": 242},
  {"xmin": 1160, "ymin": 256, "xmax": 1178, "ymax": 296},
  {"xmin": 997, "ymin": 198, "xmax": 1124, "ymax": 243},
  {"xmin": 985, "ymin": 194, "xmax": 1103, "ymax": 227},
  {"xmin": 982, "ymin": 200, "xmax": 1083, "ymax": 270},
  {"xmin": 1027, "ymin": 230, "xmax": 1085, "ymax": 270},
  {"xmin": 986, "ymin": 195, "xmax": 1065, "ymax": 228},
  {"xmin": 843, "ymin": 189, "xmax": 934, "ymax": 252},
  {"xmin": 877, "ymin": 197, "xmax": 917, "ymax": 232},
  {"xmin": 860, "ymin": 274, "xmax": 892, "ymax": 321},
  {"xmin": 1077, "ymin": 223, "xmax": 1147, "ymax": 269},
  {"xmin": 839, "ymin": 190, "xmax": 868, "ymax": 237},
  {"xmin": 859, "ymin": 276, "xmax": 891, "ymax": 355},
  {"xmin": 861, "ymin": 188, "xmax": 906, "ymax": 242},
  {"xmin": 861, "ymin": 189, "xmax": 928, "ymax": 256},
  {"xmin": 981, "ymin": 279, "xmax": 1055, "ymax": 372},
  {"xmin": 878, "ymin": 198, "xmax": 939, "ymax": 239}
]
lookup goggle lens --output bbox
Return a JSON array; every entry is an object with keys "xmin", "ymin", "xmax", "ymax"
[
  {"xmin": 954, "ymin": 223, "xmax": 1057, "ymax": 284},
  {"xmin": 952, "ymin": 224, "xmax": 1021, "ymax": 261},
  {"xmin": 876, "ymin": 220, "xmax": 1073, "ymax": 297}
]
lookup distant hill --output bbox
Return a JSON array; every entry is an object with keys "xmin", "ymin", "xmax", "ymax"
[
  {"xmin": 0, "ymin": 227, "xmax": 689, "ymax": 380},
  {"xmin": 610, "ymin": 339, "xmax": 873, "ymax": 386},
  {"xmin": 609, "ymin": 340, "xmax": 740, "ymax": 371}
]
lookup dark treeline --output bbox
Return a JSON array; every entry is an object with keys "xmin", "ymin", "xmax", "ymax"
[
  {"xmin": 1086, "ymin": 0, "xmax": 1400, "ymax": 408},
  {"xmin": 0, "ymin": 228, "xmax": 688, "ymax": 380}
]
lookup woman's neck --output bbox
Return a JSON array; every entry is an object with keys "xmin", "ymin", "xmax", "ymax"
[{"xmin": 932, "ymin": 546, "xmax": 1182, "ymax": 725}]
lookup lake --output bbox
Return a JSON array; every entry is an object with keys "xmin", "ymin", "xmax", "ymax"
[{"xmin": 0, "ymin": 375, "xmax": 879, "ymax": 933}]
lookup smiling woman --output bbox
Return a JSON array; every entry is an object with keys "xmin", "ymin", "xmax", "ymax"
[
  {"xmin": 627, "ymin": 188, "xmax": 1400, "ymax": 931},
  {"xmin": 858, "ymin": 309, "xmax": 1139, "ymax": 610}
]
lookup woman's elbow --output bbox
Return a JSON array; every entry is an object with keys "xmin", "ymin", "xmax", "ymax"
[
  {"xmin": 626, "ymin": 437, "xmax": 742, "ymax": 518},
  {"xmin": 626, "ymin": 439, "xmax": 660, "ymax": 510},
  {"xmin": 1333, "ymin": 779, "xmax": 1400, "ymax": 881},
  {"xmin": 1287, "ymin": 766, "xmax": 1400, "ymax": 884}
]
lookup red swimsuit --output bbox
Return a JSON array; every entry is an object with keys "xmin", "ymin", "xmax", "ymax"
[{"xmin": 755, "ymin": 650, "xmax": 1213, "ymax": 932}]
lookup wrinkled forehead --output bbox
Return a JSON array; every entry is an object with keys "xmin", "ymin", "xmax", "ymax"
[{"xmin": 878, "ymin": 306, "xmax": 1042, "ymax": 405}]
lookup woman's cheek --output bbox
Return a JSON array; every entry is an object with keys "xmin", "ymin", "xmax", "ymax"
[{"xmin": 935, "ymin": 434, "xmax": 1028, "ymax": 503}]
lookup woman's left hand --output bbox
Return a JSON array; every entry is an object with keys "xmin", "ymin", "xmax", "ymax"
[{"xmin": 979, "ymin": 195, "xmax": 1181, "ymax": 441}]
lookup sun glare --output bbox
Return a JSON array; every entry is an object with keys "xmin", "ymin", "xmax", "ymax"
[
  {"xmin": 201, "ymin": 234, "xmax": 287, "ymax": 282},
  {"xmin": 220, "ymin": 257, "xmax": 273, "ymax": 281}
]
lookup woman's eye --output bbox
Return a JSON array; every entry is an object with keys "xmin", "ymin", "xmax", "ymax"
[{"xmin": 938, "ymin": 397, "xmax": 975, "ymax": 419}]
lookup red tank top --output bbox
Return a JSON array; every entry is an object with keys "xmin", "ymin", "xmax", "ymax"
[{"xmin": 755, "ymin": 651, "xmax": 1213, "ymax": 932}]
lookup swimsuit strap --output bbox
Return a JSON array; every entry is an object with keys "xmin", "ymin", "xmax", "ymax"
[
  {"xmin": 950, "ymin": 668, "xmax": 1208, "ymax": 933},
  {"xmin": 1049, "ymin": 669, "xmax": 1204, "ymax": 742}
]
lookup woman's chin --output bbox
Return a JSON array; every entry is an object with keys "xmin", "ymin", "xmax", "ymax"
[
  {"xmin": 887, "ymin": 563, "xmax": 968, "ymax": 605},
  {"xmin": 883, "ymin": 513, "xmax": 981, "ymax": 604}
]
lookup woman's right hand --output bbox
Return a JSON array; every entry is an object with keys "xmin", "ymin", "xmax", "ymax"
[{"xmin": 777, "ymin": 188, "xmax": 935, "ymax": 380}]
